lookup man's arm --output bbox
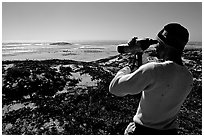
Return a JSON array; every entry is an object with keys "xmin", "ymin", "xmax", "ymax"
[{"xmin": 109, "ymin": 63, "xmax": 154, "ymax": 97}]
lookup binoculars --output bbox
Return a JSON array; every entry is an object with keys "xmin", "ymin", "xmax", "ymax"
[
  {"xmin": 117, "ymin": 37, "xmax": 158, "ymax": 68},
  {"xmin": 117, "ymin": 37, "xmax": 158, "ymax": 54}
]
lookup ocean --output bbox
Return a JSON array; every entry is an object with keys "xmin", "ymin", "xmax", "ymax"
[
  {"xmin": 2, "ymin": 41, "xmax": 201, "ymax": 62},
  {"xmin": 2, "ymin": 40, "xmax": 126, "ymax": 62}
]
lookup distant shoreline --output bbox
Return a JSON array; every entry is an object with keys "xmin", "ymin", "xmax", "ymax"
[
  {"xmin": 2, "ymin": 41, "xmax": 201, "ymax": 62},
  {"xmin": 2, "ymin": 40, "xmax": 202, "ymax": 44}
]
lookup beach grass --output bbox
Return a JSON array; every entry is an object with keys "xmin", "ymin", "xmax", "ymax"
[{"xmin": 2, "ymin": 47, "xmax": 202, "ymax": 135}]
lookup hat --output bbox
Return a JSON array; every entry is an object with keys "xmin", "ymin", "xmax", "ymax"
[{"xmin": 157, "ymin": 23, "xmax": 189, "ymax": 51}]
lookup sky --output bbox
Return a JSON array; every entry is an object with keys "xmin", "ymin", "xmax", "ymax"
[{"xmin": 2, "ymin": 2, "xmax": 202, "ymax": 42}]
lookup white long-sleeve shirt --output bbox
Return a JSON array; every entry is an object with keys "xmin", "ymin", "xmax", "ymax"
[{"xmin": 109, "ymin": 61, "xmax": 193, "ymax": 130}]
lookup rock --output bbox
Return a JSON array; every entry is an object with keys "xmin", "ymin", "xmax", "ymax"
[{"xmin": 50, "ymin": 42, "xmax": 72, "ymax": 45}]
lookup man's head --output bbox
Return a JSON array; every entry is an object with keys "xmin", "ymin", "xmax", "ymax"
[{"xmin": 154, "ymin": 23, "xmax": 189, "ymax": 59}]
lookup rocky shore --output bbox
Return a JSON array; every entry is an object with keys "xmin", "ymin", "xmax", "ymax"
[{"xmin": 2, "ymin": 48, "xmax": 202, "ymax": 135}]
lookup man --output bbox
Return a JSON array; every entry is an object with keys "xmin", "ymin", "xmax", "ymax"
[{"xmin": 109, "ymin": 23, "xmax": 193, "ymax": 135}]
